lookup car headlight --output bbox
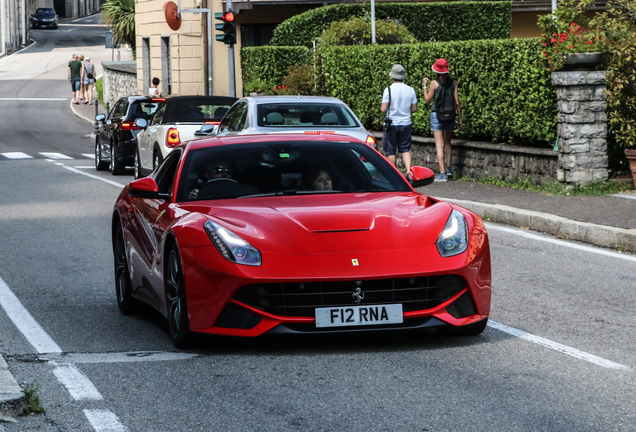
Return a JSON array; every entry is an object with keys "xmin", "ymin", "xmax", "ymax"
[
  {"xmin": 436, "ymin": 209, "xmax": 469, "ymax": 257},
  {"xmin": 33, "ymin": 17, "xmax": 39, "ymax": 21},
  {"xmin": 204, "ymin": 220, "xmax": 261, "ymax": 266}
]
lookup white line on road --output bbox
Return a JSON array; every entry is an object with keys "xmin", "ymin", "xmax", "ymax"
[
  {"xmin": 41, "ymin": 351, "xmax": 198, "ymax": 364},
  {"xmin": 74, "ymin": 166, "xmax": 97, "ymax": 169},
  {"xmin": 0, "ymin": 98, "xmax": 67, "ymax": 101},
  {"xmin": 488, "ymin": 320, "xmax": 630, "ymax": 371},
  {"xmin": 0, "ymin": 276, "xmax": 62, "ymax": 354},
  {"xmin": 1, "ymin": 152, "xmax": 33, "ymax": 159},
  {"xmin": 82, "ymin": 153, "xmax": 96, "ymax": 159},
  {"xmin": 59, "ymin": 164, "xmax": 126, "ymax": 188},
  {"xmin": 84, "ymin": 410, "xmax": 129, "ymax": 432},
  {"xmin": 486, "ymin": 223, "xmax": 636, "ymax": 263},
  {"xmin": 51, "ymin": 363, "xmax": 103, "ymax": 400},
  {"xmin": 40, "ymin": 152, "xmax": 74, "ymax": 159}
]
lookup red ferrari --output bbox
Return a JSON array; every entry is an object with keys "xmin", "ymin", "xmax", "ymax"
[{"xmin": 112, "ymin": 134, "xmax": 491, "ymax": 347}]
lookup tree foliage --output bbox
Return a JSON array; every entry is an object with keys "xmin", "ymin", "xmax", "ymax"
[
  {"xmin": 317, "ymin": 17, "xmax": 416, "ymax": 48},
  {"xmin": 101, "ymin": 0, "xmax": 136, "ymax": 55}
]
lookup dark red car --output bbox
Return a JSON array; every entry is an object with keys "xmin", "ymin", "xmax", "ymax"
[{"xmin": 112, "ymin": 134, "xmax": 491, "ymax": 347}]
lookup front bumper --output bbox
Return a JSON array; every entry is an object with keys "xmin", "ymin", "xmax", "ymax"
[{"xmin": 179, "ymin": 233, "xmax": 491, "ymax": 337}]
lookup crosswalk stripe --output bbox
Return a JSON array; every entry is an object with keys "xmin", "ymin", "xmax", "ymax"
[
  {"xmin": 39, "ymin": 152, "xmax": 74, "ymax": 160},
  {"xmin": 1, "ymin": 152, "xmax": 33, "ymax": 159},
  {"xmin": 82, "ymin": 153, "xmax": 95, "ymax": 159}
]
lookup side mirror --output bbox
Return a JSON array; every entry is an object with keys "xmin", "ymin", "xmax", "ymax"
[
  {"xmin": 408, "ymin": 166, "xmax": 435, "ymax": 188},
  {"xmin": 194, "ymin": 124, "xmax": 216, "ymax": 136},
  {"xmin": 128, "ymin": 177, "xmax": 170, "ymax": 200},
  {"xmin": 95, "ymin": 114, "xmax": 106, "ymax": 123},
  {"xmin": 134, "ymin": 118, "xmax": 148, "ymax": 129}
]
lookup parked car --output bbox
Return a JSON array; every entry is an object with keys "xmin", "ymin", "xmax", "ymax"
[
  {"xmin": 134, "ymin": 95, "xmax": 237, "ymax": 179},
  {"xmin": 31, "ymin": 8, "xmax": 58, "ymax": 29},
  {"xmin": 112, "ymin": 133, "xmax": 491, "ymax": 347},
  {"xmin": 214, "ymin": 95, "xmax": 377, "ymax": 146},
  {"xmin": 95, "ymin": 96, "xmax": 163, "ymax": 175}
]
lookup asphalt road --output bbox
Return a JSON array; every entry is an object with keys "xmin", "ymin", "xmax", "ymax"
[{"xmin": 1, "ymin": 20, "xmax": 635, "ymax": 432}]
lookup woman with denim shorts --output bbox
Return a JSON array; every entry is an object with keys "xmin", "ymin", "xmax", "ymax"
[{"xmin": 422, "ymin": 59, "xmax": 463, "ymax": 181}]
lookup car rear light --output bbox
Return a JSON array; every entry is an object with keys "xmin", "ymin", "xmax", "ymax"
[
  {"xmin": 152, "ymin": 98, "xmax": 166, "ymax": 102},
  {"xmin": 121, "ymin": 122, "xmax": 142, "ymax": 131},
  {"xmin": 304, "ymin": 131, "xmax": 335, "ymax": 135},
  {"xmin": 166, "ymin": 128, "xmax": 180, "ymax": 148},
  {"xmin": 366, "ymin": 135, "xmax": 376, "ymax": 145}
]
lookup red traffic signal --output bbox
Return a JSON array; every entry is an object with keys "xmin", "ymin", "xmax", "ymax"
[
  {"xmin": 223, "ymin": 11, "xmax": 235, "ymax": 22},
  {"xmin": 215, "ymin": 10, "xmax": 236, "ymax": 45}
]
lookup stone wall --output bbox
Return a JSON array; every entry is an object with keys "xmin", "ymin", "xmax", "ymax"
[
  {"xmin": 102, "ymin": 61, "xmax": 138, "ymax": 109},
  {"xmin": 552, "ymin": 71, "xmax": 608, "ymax": 186},
  {"xmin": 374, "ymin": 133, "xmax": 558, "ymax": 184}
]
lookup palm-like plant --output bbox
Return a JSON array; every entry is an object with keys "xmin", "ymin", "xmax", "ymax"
[{"xmin": 101, "ymin": 0, "xmax": 136, "ymax": 55}]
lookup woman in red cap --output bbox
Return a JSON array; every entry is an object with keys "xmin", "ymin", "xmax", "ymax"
[{"xmin": 422, "ymin": 58, "xmax": 462, "ymax": 181}]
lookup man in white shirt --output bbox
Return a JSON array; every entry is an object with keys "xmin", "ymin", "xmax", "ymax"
[{"xmin": 380, "ymin": 64, "xmax": 418, "ymax": 172}]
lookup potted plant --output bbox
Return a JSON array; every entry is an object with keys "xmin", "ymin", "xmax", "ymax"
[{"xmin": 538, "ymin": 0, "xmax": 609, "ymax": 71}]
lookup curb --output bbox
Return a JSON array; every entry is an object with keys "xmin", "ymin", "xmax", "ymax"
[
  {"xmin": 442, "ymin": 197, "xmax": 636, "ymax": 253},
  {"xmin": 0, "ymin": 355, "xmax": 24, "ymax": 417},
  {"xmin": 69, "ymin": 99, "xmax": 96, "ymax": 126}
]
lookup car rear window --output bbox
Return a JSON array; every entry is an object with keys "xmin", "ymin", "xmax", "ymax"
[
  {"xmin": 163, "ymin": 97, "xmax": 237, "ymax": 123},
  {"xmin": 256, "ymin": 103, "xmax": 359, "ymax": 128},
  {"xmin": 128, "ymin": 101, "xmax": 160, "ymax": 120}
]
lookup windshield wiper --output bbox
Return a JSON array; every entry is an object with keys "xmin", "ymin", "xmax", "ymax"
[{"xmin": 238, "ymin": 190, "xmax": 343, "ymax": 198}]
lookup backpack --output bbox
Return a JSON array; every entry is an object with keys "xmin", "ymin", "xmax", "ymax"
[
  {"xmin": 85, "ymin": 63, "xmax": 94, "ymax": 79},
  {"xmin": 434, "ymin": 78, "xmax": 456, "ymax": 122}
]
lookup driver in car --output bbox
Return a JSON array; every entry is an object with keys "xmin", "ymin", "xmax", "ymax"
[{"xmin": 189, "ymin": 159, "xmax": 234, "ymax": 199}]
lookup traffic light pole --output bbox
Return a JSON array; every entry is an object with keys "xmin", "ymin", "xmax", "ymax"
[{"xmin": 226, "ymin": 0, "xmax": 236, "ymax": 97}]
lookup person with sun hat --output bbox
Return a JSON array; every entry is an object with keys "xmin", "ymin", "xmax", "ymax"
[{"xmin": 423, "ymin": 58, "xmax": 462, "ymax": 181}]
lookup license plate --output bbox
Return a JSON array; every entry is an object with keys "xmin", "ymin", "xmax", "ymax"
[{"xmin": 315, "ymin": 304, "xmax": 403, "ymax": 328}]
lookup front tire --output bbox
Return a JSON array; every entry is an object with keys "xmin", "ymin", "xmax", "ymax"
[
  {"xmin": 113, "ymin": 221, "xmax": 138, "ymax": 315},
  {"xmin": 95, "ymin": 139, "xmax": 108, "ymax": 171},
  {"xmin": 166, "ymin": 246, "xmax": 191, "ymax": 348}
]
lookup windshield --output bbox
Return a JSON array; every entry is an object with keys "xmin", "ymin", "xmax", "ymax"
[
  {"xmin": 256, "ymin": 103, "xmax": 359, "ymax": 128},
  {"xmin": 176, "ymin": 141, "xmax": 409, "ymax": 202},
  {"xmin": 36, "ymin": 9, "xmax": 55, "ymax": 15}
]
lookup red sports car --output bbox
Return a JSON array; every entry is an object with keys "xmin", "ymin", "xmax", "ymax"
[{"xmin": 112, "ymin": 134, "xmax": 491, "ymax": 347}]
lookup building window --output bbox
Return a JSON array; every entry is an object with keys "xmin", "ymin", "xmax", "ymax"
[
  {"xmin": 161, "ymin": 36, "xmax": 172, "ymax": 95},
  {"xmin": 142, "ymin": 37, "xmax": 151, "ymax": 94},
  {"xmin": 240, "ymin": 24, "xmax": 277, "ymax": 47}
]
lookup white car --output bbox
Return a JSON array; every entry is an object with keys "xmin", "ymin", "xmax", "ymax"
[
  {"xmin": 134, "ymin": 95, "xmax": 237, "ymax": 178},
  {"xmin": 214, "ymin": 95, "xmax": 377, "ymax": 146}
]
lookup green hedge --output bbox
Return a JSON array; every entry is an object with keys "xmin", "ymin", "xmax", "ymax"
[
  {"xmin": 240, "ymin": 46, "xmax": 310, "ymax": 90},
  {"xmin": 241, "ymin": 39, "xmax": 556, "ymax": 146},
  {"xmin": 269, "ymin": 2, "xmax": 512, "ymax": 48}
]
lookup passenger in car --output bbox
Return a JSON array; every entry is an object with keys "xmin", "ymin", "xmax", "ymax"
[{"xmin": 304, "ymin": 167, "xmax": 333, "ymax": 191}]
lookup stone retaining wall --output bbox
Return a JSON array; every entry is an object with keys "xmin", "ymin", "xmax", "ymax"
[
  {"xmin": 374, "ymin": 133, "xmax": 558, "ymax": 184},
  {"xmin": 102, "ymin": 61, "xmax": 138, "ymax": 108}
]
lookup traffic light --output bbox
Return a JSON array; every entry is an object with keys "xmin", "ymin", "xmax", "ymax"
[{"xmin": 215, "ymin": 11, "xmax": 236, "ymax": 45}]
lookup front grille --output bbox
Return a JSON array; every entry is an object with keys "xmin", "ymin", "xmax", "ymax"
[{"xmin": 233, "ymin": 275, "xmax": 465, "ymax": 317}]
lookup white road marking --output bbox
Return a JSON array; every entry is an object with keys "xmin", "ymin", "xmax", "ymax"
[
  {"xmin": 41, "ymin": 351, "xmax": 198, "ymax": 364},
  {"xmin": 51, "ymin": 363, "xmax": 103, "ymax": 400},
  {"xmin": 486, "ymin": 223, "xmax": 636, "ymax": 263},
  {"xmin": 60, "ymin": 164, "xmax": 125, "ymax": 188},
  {"xmin": 40, "ymin": 152, "xmax": 73, "ymax": 159},
  {"xmin": 74, "ymin": 166, "xmax": 97, "ymax": 169},
  {"xmin": 610, "ymin": 193, "xmax": 636, "ymax": 201},
  {"xmin": 0, "ymin": 98, "xmax": 67, "ymax": 101},
  {"xmin": 82, "ymin": 153, "xmax": 95, "ymax": 159},
  {"xmin": 84, "ymin": 410, "xmax": 128, "ymax": 432},
  {"xmin": 0, "ymin": 276, "xmax": 62, "ymax": 354},
  {"xmin": 1, "ymin": 152, "xmax": 32, "ymax": 159},
  {"xmin": 488, "ymin": 320, "xmax": 630, "ymax": 371}
]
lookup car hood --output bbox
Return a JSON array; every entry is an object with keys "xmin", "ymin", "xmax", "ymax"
[{"xmin": 178, "ymin": 193, "xmax": 452, "ymax": 254}]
